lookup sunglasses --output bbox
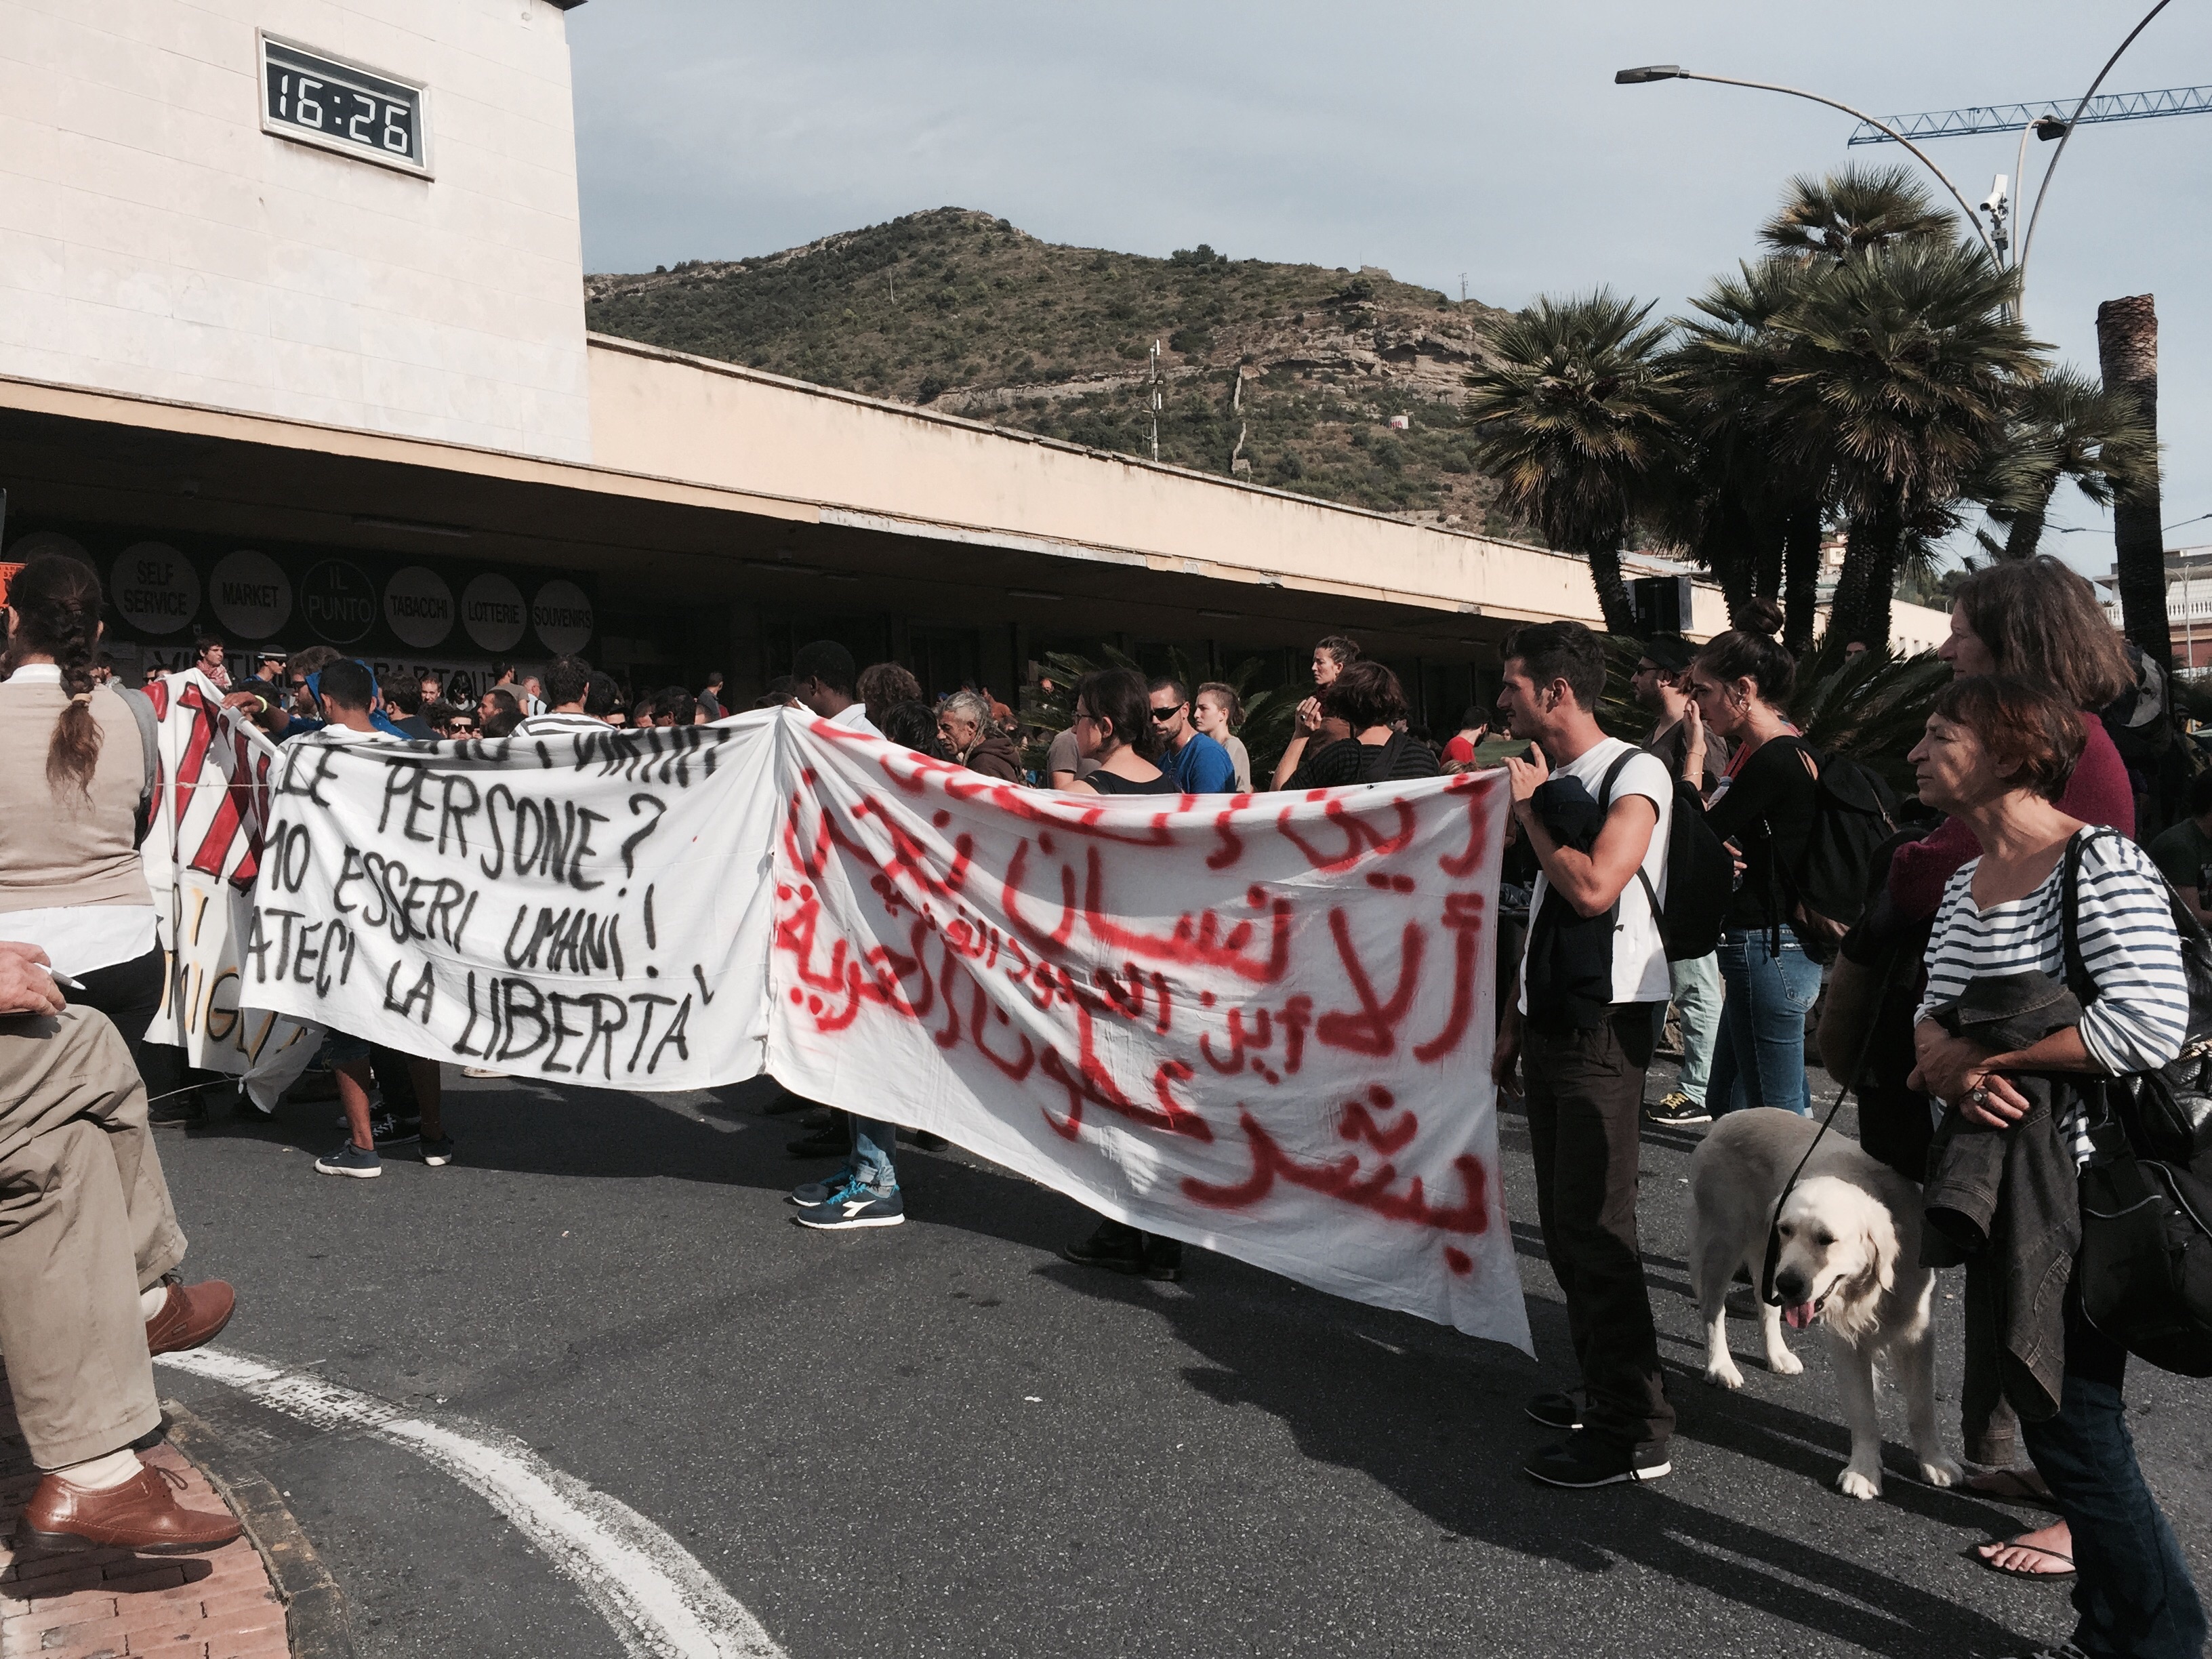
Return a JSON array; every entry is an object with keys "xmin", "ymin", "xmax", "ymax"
[{"xmin": 1147, "ymin": 705, "xmax": 1182, "ymax": 722}]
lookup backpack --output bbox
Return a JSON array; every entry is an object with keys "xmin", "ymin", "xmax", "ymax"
[
  {"xmin": 2059, "ymin": 827, "xmax": 2212, "ymax": 1376},
  {"xmin": 1599, "ymin": 748, "xmax": 1733, "ymax": 962},
  {"xmin": 1768, "ymin": 741, "xmax": 1900, "ymax": 960},
  {"xmin": 113, "ymin": 684, "xmax": 161, "ymax": 847}
]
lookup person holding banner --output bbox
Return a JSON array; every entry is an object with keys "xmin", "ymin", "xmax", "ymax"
[
  {"xmin": 303, "ymin": 660, "xmax": 456, "ymax": 1179},
  {"xmin": 0, "ymin": 942, "xmax": 243, "ymax": 1553},
  {"xmin": 1492, "ymin": 621, "xmax": 1677, "ymax": 1489},
  {"xmin": 1059, "ymin": 668, "xmax": 1187, "ymax": 1279},
  {"xmin": 787, "ymin": 640, "xmax": 907, "ymax": 1230},
  {"xmin": 0, "ymin": 555, "xmax": 173, "ymax": 1098},
  {"xmin": 517, "ymin": 656, "xmax": 605, "ymax": 738}
]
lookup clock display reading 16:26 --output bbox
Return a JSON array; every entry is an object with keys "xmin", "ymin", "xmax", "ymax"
[{"xmin": 259, "ymin": 35, "xmax": 430, "ymax": 176}]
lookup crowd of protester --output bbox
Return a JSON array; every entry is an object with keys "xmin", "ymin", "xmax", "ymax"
[{"xmin": 5, "ymin": 541, "xmax": 2205, "ymax": 1658}]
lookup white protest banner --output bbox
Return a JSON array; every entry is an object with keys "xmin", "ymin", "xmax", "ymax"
[
  {"xmin": 138, "ymin": 672, "xmax": 321, "ymax": 1106},
  {"xmin": 241, "ymin": 713, "xmax": 1528, "ymax": 1351},
  {"xmin": 245, "ymin": 718, "xmax": 782, "ymax": 1085}
]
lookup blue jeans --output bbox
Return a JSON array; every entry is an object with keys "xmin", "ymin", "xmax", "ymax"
[
  {"xmin": 2024, "ymin": 1317, "xmax": 2207, "ymax": 1658},
  {"xmin": 1668, "ymin": 951, "xmax": 1723, "ymax": 1109},
  {"xmin": 1708, "ymin": 928, "xmax": 1820, "ymax": 1116},
  {"xmin": 851, "ymin": 1118, "xmax": 899, "ymax": 1195}
]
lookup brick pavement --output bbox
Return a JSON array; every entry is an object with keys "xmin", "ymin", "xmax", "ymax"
[{"xmin": 0, "ymin": 1373, "xmax": 289, "ymax": 1659}]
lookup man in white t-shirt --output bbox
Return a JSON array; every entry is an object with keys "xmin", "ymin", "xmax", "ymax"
[
  {"xmin": 298, "ymin": 660, "xmax": 456, "ymax": 1179},
  {"xmin": 783, "ymin": 640, "xmax": 907, "ymax": 1233},
  {"xmin": 1493, "ymin": 621, "xmax": 1676, "ymax": 1490}
]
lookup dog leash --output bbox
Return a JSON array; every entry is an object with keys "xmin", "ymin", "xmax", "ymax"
[{"xmin": 1758, "ymin": 937, "xmax": 1906, "ymax": 1307}]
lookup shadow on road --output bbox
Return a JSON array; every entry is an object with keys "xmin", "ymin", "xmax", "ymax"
[{"xmin": 1035, "ymin": 1252, "xmax": 2030, "ymax": 1659}]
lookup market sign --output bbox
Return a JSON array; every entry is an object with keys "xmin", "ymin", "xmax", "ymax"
[
  {"xmin": 112, "ymin": 544, "xmax": 201, "ymax": 635},
  {"xmin": 209, "ymin": 550, "xmax": 292, "ymax": 640},
  {"xmin": 299, "ymin": 558, "xmax": 377, "ymax": 645}
]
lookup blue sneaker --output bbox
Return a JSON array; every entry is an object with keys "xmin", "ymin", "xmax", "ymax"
[
  {"xmin": 787, "ymin": 1168, "xmax": 853, "ymax": 1207},
  {"xmin": 314, "ymin": 1141, "xmax": 382, "ymax": 1179},
  {"xmin": 793, "ymin": 1177, "xmax": 905, "ymax": 1230}
]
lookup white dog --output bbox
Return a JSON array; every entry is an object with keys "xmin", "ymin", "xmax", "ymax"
[{"xmin": 1689, "ymin": 1109, "xmax": 1963, "ymax": 1500}]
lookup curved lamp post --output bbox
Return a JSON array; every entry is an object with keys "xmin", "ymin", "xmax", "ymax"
[{"xmin": 1614, "ymin": 66, "xmax": 1997, "ymax": 262}]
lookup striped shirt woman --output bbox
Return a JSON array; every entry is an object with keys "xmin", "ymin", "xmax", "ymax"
[{"xmin": 1917, "ymin": 828, "xmax": 2188, "ymax": 1163}]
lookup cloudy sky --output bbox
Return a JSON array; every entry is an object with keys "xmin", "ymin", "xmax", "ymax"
[{"xmin": 565, "ymin": 1, "xmax": 2212, "ymax": 577}]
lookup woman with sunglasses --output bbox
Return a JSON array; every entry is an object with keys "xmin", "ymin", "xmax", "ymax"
[{"xmin": 1061, "ymin": 668, "xmax": 1176, "ymax": 798}]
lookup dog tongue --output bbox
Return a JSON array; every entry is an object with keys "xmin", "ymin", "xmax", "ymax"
[{"xmin": 1783, "ymin": 1302, "xmax": 1816, "ymax": 1330}]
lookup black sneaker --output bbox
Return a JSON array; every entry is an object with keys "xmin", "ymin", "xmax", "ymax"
[
  {"xmin": 1061, "ymin": 1221, "xmax": 1147, "ymax": 1276},
  {"xmin": 367, "ymin": 1111, "xmax": 419, "ymax": 1148},
  {"xmin": 1644, "ymin": 1090, "xmax": 1711, "ymax": 1126},
  {"xmin": 786, "ymin": 1126, "xmax": 849, "ymax": 1159},
  {"xmin": 418, "ymin": 1134, "xmax": 456, "ymax": 1168},
  {"xmin": 1522, "ymin": 1431, "xmax": 1671, "ymax": 1488},
  {"xmin": 1524, "ymin": 1391, "xmax": 1585, "ymax": 1431}
]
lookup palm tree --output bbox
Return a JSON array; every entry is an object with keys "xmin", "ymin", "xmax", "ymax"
[
  {"xmin": 1670, "ymin": 258, "xmax": 1829, "ymax": 647},
  {"xmin": 1986, "ymin": 367, "xmax": 2155, "ymax": 560},
  {"xmin": 1765, "ymin": 240, "xmax": 2044, "ymax": 650},
  {"xmin": 1465, "ymin": 291, "xmax": 1679, "ymax": 634},
  {"xmin": 1759, "ymin": 164, "xmax": 1957, "ymax": 264}
]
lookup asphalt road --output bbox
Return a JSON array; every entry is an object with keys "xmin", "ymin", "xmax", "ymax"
[{"xmin": 150, "ymin": 1060, "xmax": 2211, "ymax": 1659}]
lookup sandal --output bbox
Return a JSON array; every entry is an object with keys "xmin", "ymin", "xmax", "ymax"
[
  {"xmin": 1971, "ymin": 1536, "xmax": 2076, "ymax": 1580},
  {"xmin": 1964, "ymin": 1467, "xmax": 2059, "ymax": 1507}
]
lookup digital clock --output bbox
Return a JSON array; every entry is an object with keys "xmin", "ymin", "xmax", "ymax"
[{"xmin": 258, "ymin": 33, "xmax": 431, "ymax": 177}]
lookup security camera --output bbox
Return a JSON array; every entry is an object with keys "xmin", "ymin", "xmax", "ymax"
[{"xmin": 1980, "ymin": 174, "xmax": 2009, "ymax": 216}]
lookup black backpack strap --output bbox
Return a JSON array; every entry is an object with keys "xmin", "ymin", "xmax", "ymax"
[
  {"xmin": 2059, "ymin": 827, "xmax": 2115, "ymax": 1006},
  {"xmin": 113, "ymin": 684, "xmax": 161, "ymax": 848},
  {"xmin": 1599, "ymin": 748, "xmax": 1666, "ymax": 921},
  {"xmin": 1596, "ymin": 747, "xmax": 1635, "ymax": 810},
  {"xmin": 1360, "ymin": 733, "xmax": 1404, "ymax": 785}
]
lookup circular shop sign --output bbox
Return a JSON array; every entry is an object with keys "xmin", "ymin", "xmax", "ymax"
[
  {"xmin": 384, "ymin": 565, "xmax": 455, "ymax": 649},
  {"xmin": 110, "ymin": 543, "xmax": 201, "ymax": 636},
  {"xmin": 531, "ymin": 579, "xmax": 594, "ymax": 655},
  {"xmin": 298, "ymin": 558, "xmax": 378, "ymax": 645},
  {"xmin": 461, "ymin": 572, "xmax": 527, "ymax": 653},
  {"xmin": 9, "ymin": 531, "xmax": 89, "ymax": 563},
  {"xmin": 208, "ymin": 550, "xmax": 291, "ymax": 640}
]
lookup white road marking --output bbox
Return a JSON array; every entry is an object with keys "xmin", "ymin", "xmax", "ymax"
[{"xmin": 158, "ymin": 1347, "xmax": 783, "ymax": 1659}]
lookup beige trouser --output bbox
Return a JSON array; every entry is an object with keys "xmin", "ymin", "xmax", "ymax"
[{"xmin": 0, "ymin": 1006, "xmax": 186, "ymax": 1468}]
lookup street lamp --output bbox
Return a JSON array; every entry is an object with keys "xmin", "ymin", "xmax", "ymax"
[{"xmin": 1613, "ymin": 65, "xmax": 1999, "ymax": 262}]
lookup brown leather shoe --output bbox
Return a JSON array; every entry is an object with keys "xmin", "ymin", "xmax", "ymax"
[
  {"xmin": 16, "ymin": 1464, "xmax": 243, "ymax": 1554},
  {"xmin": 144, "ymin": 1278, "xmax": 235, "ymax": 1355}
]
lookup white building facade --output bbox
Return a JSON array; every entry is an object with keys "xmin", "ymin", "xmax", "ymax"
[{"xmin": 0, "ymin": 0, "xmax": 593, "ymax": 459}]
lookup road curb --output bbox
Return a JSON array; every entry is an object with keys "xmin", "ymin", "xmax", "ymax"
[{"xmin": 161, "ymin": 1399, "xmax": 356, "ymax": 1659}]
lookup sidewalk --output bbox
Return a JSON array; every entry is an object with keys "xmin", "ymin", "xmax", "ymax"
[{"xmin": 0, "ymin": 1372, "xmax": 289, "ymax": 1659}]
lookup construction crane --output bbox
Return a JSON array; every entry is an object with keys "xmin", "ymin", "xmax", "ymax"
[
  {"xmin": 1847, "ymin": 83, "xmax": 2212, "ymax": 144},
  {"xmin": 1835, "ymin": 81, "xmax": 2210, "ymax": 272}
]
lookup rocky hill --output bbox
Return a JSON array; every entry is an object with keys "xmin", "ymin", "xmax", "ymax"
[{"xmin": 584, "ymin": 207, "xmax": 1517, "ymax": 531}]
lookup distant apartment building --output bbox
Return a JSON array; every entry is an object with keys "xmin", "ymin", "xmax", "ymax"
[{"xmin": 2095, "ymin": 548, "xmax": 2212, "ymax": 674}]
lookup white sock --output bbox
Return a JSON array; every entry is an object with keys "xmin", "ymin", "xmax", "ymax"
[
  {"xmin": 52, "ymin": 1448, "xmax": 142, "ymax": 1490},
  {"xmin": 140, "ymin": 1283, "xmax": 171, "ymax": 1320}
]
